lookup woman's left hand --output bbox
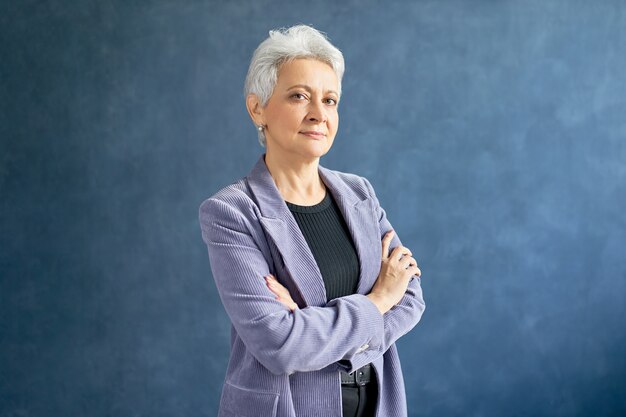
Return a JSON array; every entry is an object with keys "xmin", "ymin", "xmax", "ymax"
[{"xmin": 265, "ymin": 274, "xmax": 298, "ymax": 312}]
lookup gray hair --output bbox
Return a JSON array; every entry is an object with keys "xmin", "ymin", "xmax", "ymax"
[{"xmin": 244, "ymin": 24, "xmax": 345, "ymax": 147}]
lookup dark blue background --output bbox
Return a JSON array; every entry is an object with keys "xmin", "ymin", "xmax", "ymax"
[{"xmin": 1, "ymin": 1, "xmax": 625, "ymax": 416}]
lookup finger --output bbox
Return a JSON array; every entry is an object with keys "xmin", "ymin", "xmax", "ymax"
[
  {"xmin": 389, "ymin": 245, "xmax": 411, "ymax": 262},
  {"xmin": 276, "ymin": 293, "xmax": 298, "ymax": 311},
  {"xmin": 380, "ymin": 230, "xmax": 395, "ymax": 260},
  {"xmin": 408, "ymin": 265, "xmax": 421, "ymax": 277},
  {"xmin": 265, "ymin": 275, "xmax": 283, "ymax": 292},
  {"xmin": 266, "ymin": 276, "xmax": 296, "ymax": 304},
  {"xmin": 268, "ymin": 280, "xmax": 287, "ymax": 296},
  {"xmin": 402, "ymin": 257, "xmax": 418, "ymax": 269},
  {"xmin": 266, "ymin": 274, "xmax": 282, "ymax": 287},
  {"xmin": 272, "ymin": 288, "xmax": 289, "ymax": 303},
  {"xmin": 406, "ymin": 265, "xmax": 421, "ymax": 278},
  {"xmin": 276, "ymin": 295, "xmax": 296, "ymax": 311}
]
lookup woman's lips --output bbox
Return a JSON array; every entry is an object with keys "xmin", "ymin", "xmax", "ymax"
[{"xmin": 300, "ymin": 131, "xmax": 326, "ymax": 139}]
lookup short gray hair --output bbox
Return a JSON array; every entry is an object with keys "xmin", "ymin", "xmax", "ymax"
[{"xmin": 244, "ymin": 24, "xmax": 345, "ymax": 147}]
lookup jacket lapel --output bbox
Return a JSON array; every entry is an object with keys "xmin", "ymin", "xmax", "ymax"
[
  {"xmin": 318, "ymin": 166, "xmax": 380, "ymax": 296},
  {"xmin": 246, "ymin": 154, "xmax": 379, "ymax": 307}
]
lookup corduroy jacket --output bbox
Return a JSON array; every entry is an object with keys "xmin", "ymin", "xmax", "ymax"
[{"xmin": 198, "ymin": 154, "xmax": 425, "ymax": 417}]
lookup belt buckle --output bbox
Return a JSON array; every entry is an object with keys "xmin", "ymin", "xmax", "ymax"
[{"xmin": 354, "ymin": 368, "xmax": 368, "ymax": 386}]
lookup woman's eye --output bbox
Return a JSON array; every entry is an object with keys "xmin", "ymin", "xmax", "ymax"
[
  {"xmin": 325, "ymin": 98, "xmax": 338, "ymax": 106},
  {"xmin": 291, "ymin": 93, "xmax": 307, "ymax": 100}
]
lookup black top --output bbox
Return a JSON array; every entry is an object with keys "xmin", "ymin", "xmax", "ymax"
[{"xmin": 286, "ymin": 191, "xmax": 361, "ymax": 302}]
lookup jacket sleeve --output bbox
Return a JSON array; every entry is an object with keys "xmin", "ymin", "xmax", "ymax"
[
  {"xmin": 199, "ymin": 196, "xmax": 385, "ymax": 376},
  {"xmin": 338, "ymin": 178, "xmax": 426, "ymax": 373},
  {"xmin": 366, "ymin": 177, "xmax": 426, "ymax": 351}
]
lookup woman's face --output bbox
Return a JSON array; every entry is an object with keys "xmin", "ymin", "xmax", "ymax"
[{"xmin": 258, "ymin": 58, "xmax": 340, "ymax": 162}]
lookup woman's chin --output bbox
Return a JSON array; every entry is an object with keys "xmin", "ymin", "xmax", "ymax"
[
  {"xmin": 302, "ymin": 146, "xmax": 331, "ymax": 159},
  {"xmin": 267, "ymin": 140, "xmax": 332, "ymax": 161},
  {"xmin": 302, "ymin": 140, "xmax": 333, "ymax": 156}
]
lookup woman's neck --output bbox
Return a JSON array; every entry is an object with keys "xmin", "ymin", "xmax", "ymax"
[{"xmin": 264, "ymin": 151, "xmax": 326, "ymax": 205}]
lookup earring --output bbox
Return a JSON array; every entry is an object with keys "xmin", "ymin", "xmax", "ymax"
[{"xmin": 257, "ymin": 125, "xmax": 264, "ymax": 132}]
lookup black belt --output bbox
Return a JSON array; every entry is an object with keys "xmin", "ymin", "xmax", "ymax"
[{"xmin": 340, "ymin": 364, "xmax": 373, "ymax": 386}]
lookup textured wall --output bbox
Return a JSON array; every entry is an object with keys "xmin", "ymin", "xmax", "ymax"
[{"xmin": 1, "ymin": 1, "xmax": 625, "ymax": 416}]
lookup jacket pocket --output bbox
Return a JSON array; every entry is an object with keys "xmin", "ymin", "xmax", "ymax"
[{"xmin": 220, "ymin": 381, "xmax": 279, "ymax": 417}]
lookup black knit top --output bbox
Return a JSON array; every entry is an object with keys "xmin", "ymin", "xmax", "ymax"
[{"xmin": 286, "ymin": 191, "xmax": 360, "ymax": 302}]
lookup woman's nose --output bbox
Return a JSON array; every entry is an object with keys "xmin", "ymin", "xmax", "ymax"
[{"xmin": 307, "ymin": 101, "xmax": 327, "ymax": 123}]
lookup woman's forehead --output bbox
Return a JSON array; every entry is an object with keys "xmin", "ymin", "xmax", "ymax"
[{"xmin": 276, "ymin": 58, "xmax": 338, "ymax": 90}]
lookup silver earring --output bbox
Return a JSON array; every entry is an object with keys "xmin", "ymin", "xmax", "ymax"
[{"xmin": 257, "ymin": 125, "xmax": 264, "ymax": 132}]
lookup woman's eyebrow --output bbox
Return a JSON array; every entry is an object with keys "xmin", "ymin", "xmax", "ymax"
[{"xmin": 286, "ymin": 84, "xmax": 338, "ymax": 96}]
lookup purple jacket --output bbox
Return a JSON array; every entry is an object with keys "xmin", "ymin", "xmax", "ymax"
[{"xmin": 199, "ymin": 154, "xmax": 425, "ymax": 417}]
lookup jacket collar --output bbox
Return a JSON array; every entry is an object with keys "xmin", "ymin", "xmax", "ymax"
[
  {"xmin": 246, "ymin": 154, "xmax": 376, "ymax": 307},
  {"xmin": 246, "ymin": 154, "xmax": 363, "ymax": 218}
]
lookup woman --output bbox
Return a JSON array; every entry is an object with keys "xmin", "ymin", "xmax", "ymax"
[{"xmin": 199, "ymin": 25, "xmax": 425, "ymax": 417}]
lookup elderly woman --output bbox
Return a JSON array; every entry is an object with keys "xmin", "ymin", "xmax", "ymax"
[{"xmin": 199, "ymin": 25, "xmax": 425, "ymax": 417}]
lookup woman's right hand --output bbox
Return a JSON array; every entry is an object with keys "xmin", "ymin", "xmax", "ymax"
[{"xmin": 367, "ymin": 230, "xmax": 421, "ymax": 314}]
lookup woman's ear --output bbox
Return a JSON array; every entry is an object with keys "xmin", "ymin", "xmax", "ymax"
[{"xmin": 245, "ymin": 94, "xmax": 264, "ymax": 126}]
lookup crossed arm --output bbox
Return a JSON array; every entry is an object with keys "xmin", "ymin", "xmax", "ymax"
[
  {"xmin": 266, "ymin": 230, "xmax": 421, "ymax": 323},
  {"xmin": 200, "ymin": 178, "xmax": 425, "ymax": 375},
  {"xmin": 266, "ymin": 178, "xmax": 426, "ymax": 371},
  {"xmin": 265, "ymin": 232, "xmax": 424, "ymax": 372}
]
